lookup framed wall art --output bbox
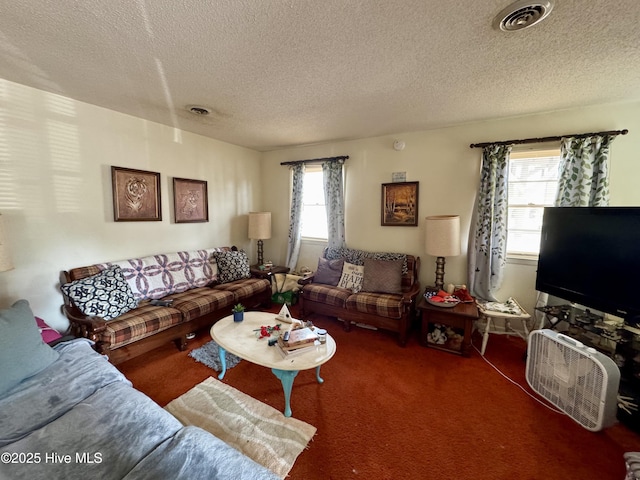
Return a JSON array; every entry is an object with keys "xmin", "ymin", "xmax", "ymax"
[
  {"xmin": 111, "ymin": 166, "xmax": 162, "ymax": 222},
  {"xmin": 173, "ymin": 177, "xmax": 209, "ymax": 223},
  {"xmin": 381, "ymin": 181, "xmax": 419, "ymax": 226}
]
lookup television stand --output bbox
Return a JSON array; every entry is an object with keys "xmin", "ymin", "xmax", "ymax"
[
  {"xmin": 537, "ymin": 303, "xmax": 640, "ymax": 433},
  {"xmin": 535, "ymin": 304, "xmax": 624, "ymax": 353},
  {"xmin": 535, "ymin": 304, "xmax": 607, "ymax": 330}
]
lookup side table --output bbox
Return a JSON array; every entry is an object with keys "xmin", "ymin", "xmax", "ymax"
[
  {"xmin": 417, "ymin": 295, "xmax": 478, "ymax": 356},
  {"xmin": 250, "ymin": 265, "xmax": 290, "ymax": 280}
]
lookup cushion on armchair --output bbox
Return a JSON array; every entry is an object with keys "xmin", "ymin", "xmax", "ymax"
[
  {"xmin": 346, "ymin": 292, "xmax": 404, "ymax": 318},
  {"xmin": 337, "ymin": 262, "xmax": 365, "ymax": 292},
  {"xmin": 313, "ymin": 257, "xmax": 344, "ymax": 286},
  {"xmin": 361, "ymin": 258, "xmax": 403, "ymax": 294}
]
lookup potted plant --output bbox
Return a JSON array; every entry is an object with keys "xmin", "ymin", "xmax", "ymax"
[{"xmin": 232, "ymin": 303, "xmax": 245, "ymax": 322}]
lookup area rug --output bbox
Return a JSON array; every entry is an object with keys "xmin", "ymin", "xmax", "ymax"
[
  {"xmin": 164, "ymin": 377, "xmax": 316, "ymax": 478},
  {"xmin": 189, "ymin": 339, "xmax": 241, "ymax": 372}
]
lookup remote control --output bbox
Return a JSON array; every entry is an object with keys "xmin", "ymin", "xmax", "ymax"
[{"xmin": 151, "ymin": 299, "xmax": 173, "ymax": 307}]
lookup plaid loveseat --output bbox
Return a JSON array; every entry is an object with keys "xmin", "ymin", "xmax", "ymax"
[
  {"xmin": 299, "ymin": 247, "xmax": 420, "ymax": 346},
  {"xmin": 60, "ymin": 247, "xmax": 271, "ymax": 364}
]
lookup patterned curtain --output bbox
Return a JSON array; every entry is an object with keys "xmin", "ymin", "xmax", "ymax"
[
  {"xmin": 555, "ymin": 134, "xmax": 614, "ymax": 207},
  {"xmin": 322, "ymin": 160, "xmax": 346, "ymax": 249},
  {"xmin": 285, "ymin": 164, "xmax": 305, "ymax": 271},
  {"xmin": 535, "ymin": 135, "xmax": 615, "ymax": 322},
  {"xmin": 468, "ymin": 144, "xmax": 512, "ymax": 301}
]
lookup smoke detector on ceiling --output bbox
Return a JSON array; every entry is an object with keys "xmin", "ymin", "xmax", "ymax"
[
  {"xmin": 393, "ymin": 140, "xmax": 406, "ymax": 151},
  {"xmin": 493, "ymin": 0, "xmax": 554, "ymax": 32}
]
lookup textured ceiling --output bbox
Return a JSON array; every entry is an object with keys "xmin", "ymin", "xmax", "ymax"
[{"xmin": 0, "ymin": 1, "xmax": 639, "ymax": 151}]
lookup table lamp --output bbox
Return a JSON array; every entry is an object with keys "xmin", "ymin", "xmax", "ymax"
[
  {"xmin": 248, "ymin": 212, "xmax": 271, "ymax": 266},
  {"xmin": 0, "ymin": 214, "xmax": 13, "ymax": 272},
  {"xmin": 425, "ymin": 215, "xmax": 460, "ymax": 291}
]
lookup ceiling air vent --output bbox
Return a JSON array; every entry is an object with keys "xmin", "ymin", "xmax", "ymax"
[
  {"xmin": 187, "ymin": 105, "xmax": 212, "ymax": 116},
  {"xmin": 493, "ymin": 0, "xmax": 554, "ymax": 31}
]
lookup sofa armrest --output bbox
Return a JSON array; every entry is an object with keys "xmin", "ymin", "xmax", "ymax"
[
  {"xmin": 401, "ymin": 281, "xmax": 421, "ymax": 304},
  {"xmin": 62, "ymin": 304, "xmax": 108, "ymax": 342}
]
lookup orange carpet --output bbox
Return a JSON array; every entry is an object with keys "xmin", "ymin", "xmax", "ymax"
[{"xmin": 118, "ymin": 305, "xmax": 640, "ymax": 480}]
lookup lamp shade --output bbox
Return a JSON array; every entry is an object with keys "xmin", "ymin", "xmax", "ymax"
[
  {"xmin": 248, "ymin": 212, "xmax": 272, "ymax": 240},
  {"xmin": 425, "ymin": 215, "xmax": 461, "ymax": 257},
  {"xmin": 0, "ymin": 214, "xmax": 13, "ymax": 272}
]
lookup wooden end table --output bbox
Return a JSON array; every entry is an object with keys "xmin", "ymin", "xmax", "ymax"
[
  {"xmin": 417, "ymin": 295, "xmax": 478, "ymax": 356},
  {"xmin": 250, "ymin": 265, "xmax": 290, "ymax": 280}
]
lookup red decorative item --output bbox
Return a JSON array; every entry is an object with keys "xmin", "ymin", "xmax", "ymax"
[
  {"xmin": 36, "ymin": 317, "xmax": 62, "ymax": 343},
  {"xmin": 255, "ymin": 324, "xmax": 281, "ymax": 339},
  {"xmin": 453, "ymin": 288, "xmax": 474, "ymax": 303}
]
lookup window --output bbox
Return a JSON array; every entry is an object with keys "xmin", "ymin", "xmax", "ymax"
[
  {"xmin": 301, "ymin": 166, "xmax": 328, "ymax": 239},
  {"xmin": 507, "ymin": 149, "xmax": 561, "ymax": 257}
]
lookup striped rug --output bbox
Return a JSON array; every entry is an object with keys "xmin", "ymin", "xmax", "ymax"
[{"xmin": 164, "ymin": 377, "xmax": 316, "ymax": 478}]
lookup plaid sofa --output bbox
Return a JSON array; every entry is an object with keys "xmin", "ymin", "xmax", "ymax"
[
  {"xmin": 299, "ymin": 248, "xmax": 420, "ymax": 346},
  {"xmin": 61, "ymin": 247, "xmax": 271, "ymax": 364}
]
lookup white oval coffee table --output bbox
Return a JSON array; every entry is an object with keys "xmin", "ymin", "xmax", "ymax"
[{"xmin": 210, "ymin": 311, "xmax": 336, "ymax": 417}]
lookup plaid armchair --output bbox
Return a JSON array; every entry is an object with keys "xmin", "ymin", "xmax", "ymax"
[{"xmin": 299, "ymin": 247, "xmax": 420, "ymax": 346}]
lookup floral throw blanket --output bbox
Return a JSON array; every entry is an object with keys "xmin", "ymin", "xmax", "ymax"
[
  {"xmin": 325, "ymin": 247, "xmax": 408, "ymax": 275},
  {"xmin": 476, "ymin": 297, "xmax": 524, "ymax": 316}
]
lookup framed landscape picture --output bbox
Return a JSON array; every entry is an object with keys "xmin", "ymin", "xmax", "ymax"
[
  {"xmin": 173, "ymin": 177, "xmax": 209, "ymax": 223},
  {"xmin": 111, "ymin": 166, "xmax": 162, "ymax": 222},
  {"xmin": 381, "ymin": 181, "xmax": 419, "ymax": 226}
]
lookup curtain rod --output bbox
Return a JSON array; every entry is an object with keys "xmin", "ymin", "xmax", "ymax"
[
  {"xmin": 469, "ymin": 129, "xmax": 628, "ymax": 149},
  {"xmin": 280, "ymin": 155, "xmax": 349, "ymax": 166}
]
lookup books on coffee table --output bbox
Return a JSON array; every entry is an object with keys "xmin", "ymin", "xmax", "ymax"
[
  {"xmin": 276, "ymin": 337, "xmax": 320, "ymax": 358},
  {"xmin": 280, "ymin": 327, "xmax": 319, "ymax": 349}
]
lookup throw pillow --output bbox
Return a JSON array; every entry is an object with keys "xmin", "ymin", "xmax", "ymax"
[
  {"xmin": 337, "ymin": 262, "xmax": 365, "ymax": 292},
  {"xmin": 61, "ymin": 265, "xmax": 138, "ymax": 321},
  {"xmin": 361, "ymin": 258, "xmax": 403, "ymax": 294},
  {"xmin": 0, "ymin": 299, "xmax": 60, "ymax": 396},
  {"xmin": 213, "ymin": 250, "xmax": 251, "ymax": 283},
  {"xmin": 36, "ymin": 317, "xmax": 63, "ymax": 344},
  {"xmin": 313, "ymin": 257, "xmax": 344, "ymax": 286}
]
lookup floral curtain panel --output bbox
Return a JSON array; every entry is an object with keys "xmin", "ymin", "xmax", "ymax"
[
  {"xmin": 535, "ymin": 134, "xmax": 615, "ymax": 319},
  {"xmin": 285, "ymin": 164, "xmax": 305, "ymax": 271},
  {"xmin": 322, "ymin": 160, "xmax": 346, "ymax": 249},
  {"xmin": 555, "ymin": 134, "xmax": 614, "ymax": 207},
  {"xmin": 468, "ymin": 144, "xmax": 511, "ymax": 301}
]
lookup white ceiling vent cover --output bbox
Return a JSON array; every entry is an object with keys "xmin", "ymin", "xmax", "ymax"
[
  {"xmin": 526, "ymin": 329, "xmax": 620, "ymax": 431},
  {"xmin": 494, "ymin": 0, "xmax": 554, "ymax": 31}
]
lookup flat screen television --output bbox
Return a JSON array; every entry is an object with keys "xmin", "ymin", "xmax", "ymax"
[{"xmin": 536, "ymin": 206, "xmax": 640, "ymax": 325}]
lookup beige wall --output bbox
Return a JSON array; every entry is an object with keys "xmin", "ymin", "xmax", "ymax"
[
  {"xmin": 0, "ymin": 79, "xmax": 263, "ymax": 331},
  {"xmin": 262, "ymin": 101, "xmax": 640, "ymax": 319},
  {"xmin": 2, "ymin": 75, "xmax": 639, "ymax": 334}
]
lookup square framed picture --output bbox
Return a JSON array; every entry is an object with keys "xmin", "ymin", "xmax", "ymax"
[
  {"xmin": 381, "ymin": 181, "xmax": 419, "ymax": 226},
  {"xmin": 173, "ymin": 177, "xmax": 209, "ymax": 223},
  {"xmin": 111, "ymin": 166, "xmax": 162, "ymax": 222}
]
